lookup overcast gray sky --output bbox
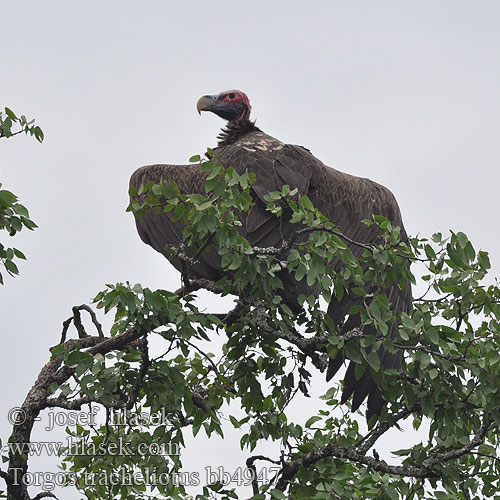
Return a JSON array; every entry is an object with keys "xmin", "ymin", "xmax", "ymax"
[{"xmin": 1, "ymin": 1, "xmax": 500, "ymax": 498}]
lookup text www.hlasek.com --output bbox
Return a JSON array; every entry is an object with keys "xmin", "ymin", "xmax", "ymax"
[{"xmin": 3, "ymin": 438, "xmax": 180, "ymax": 457}]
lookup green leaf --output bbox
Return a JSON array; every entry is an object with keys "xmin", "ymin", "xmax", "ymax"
[
  {"xmin": 151, "ymin": 183, "xmax": 162, "ymax": 196},
  {"xmin": 0, "ymin": 190, "xmax": 17, "ymax": 205},
  {"xmin": 385, "ymin": 485, "xmax": 399, "ymax": 500},
  {"xmin": 13, "ymin": 248, "xmax": 26, "ymax": 260},
  {"xmin": 270, "ymin": 489, "xmax": 286, "ymax": 499},
  {"xmin": 345, "ymin": 342, "xmax": 362, "ymax": 363},
  {"xmin": 34, "ymin": 126, "xmax": 44, "ymax": 142},
  {"xmin": 13, "ymin": 204, "xmax": 29, "ymax": 217},
  {"xmin": 4, "ymin": 107, "xmax": 17, "ymax": 120},
  {"xmin": 366, "ymin": 351, "xmax": 380, "ymax": 372},
  {"xmin": 295, "ymin": 263, "xmax": 306, "ymax": 282},
  {"xmin": 456, "ymin": 231, "xmax": 468, "ymax": 248},
  {"xmin": 4, "ymin": 259, "xmax": 19, "ymax": 275},
  {"xmin": 300, "ymin": 195, "xmax": 314, "ymax": 211},
  {"xmin": 487, "ymin": 350, "xmax": 500, "ymax": 366},
  {"xmin": 50, "ymin": 344, "xmax": 65, "ymax": 356},
  {"xmin": 424, "ymin": 244, "xmax": 436, "ymax": 260},
  {"xmin": 305, "ymin": 416, "xmax": 322, "ymax": 428},
  {"xmin": 426, "ymin": 327, "xmax": 440, "ymax": 345}
]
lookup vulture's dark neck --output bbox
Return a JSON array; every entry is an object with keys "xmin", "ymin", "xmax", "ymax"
[{"xmin": 217, "ymin": 119, "xmax": 260, "ymax": 147}]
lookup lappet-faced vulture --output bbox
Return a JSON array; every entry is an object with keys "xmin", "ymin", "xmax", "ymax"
[{"xmin": 130, "ymin": 90, "xmax": 412, "ymax": 419}]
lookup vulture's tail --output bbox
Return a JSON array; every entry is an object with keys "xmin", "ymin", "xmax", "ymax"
[{"xmin": 326, "ymin": 282, "xmax": 409, "ymax": 420}]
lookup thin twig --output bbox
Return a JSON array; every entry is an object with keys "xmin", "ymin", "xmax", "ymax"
[
  {"xmin": 31, "ymin": 492, "xmax": 59, "ymax": 500},
  {"xmin": 60, "ymin": 317, "xmax": 73, "ymax": 343},
  {"xmin": 356, "ymin": 402, "xmax": 420, "ymax": 454},
  {"xmin": 0, "ymin": 129, "xmax": 25, "ymax": 139},
  {"xmin": 77, "ymin": 304, "xmax": 105, "ymax": 338}
]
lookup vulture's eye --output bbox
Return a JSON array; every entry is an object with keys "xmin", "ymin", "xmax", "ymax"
[{"xmin": 228, "ymin": 93, "xmax": 235, "ymax": 99}]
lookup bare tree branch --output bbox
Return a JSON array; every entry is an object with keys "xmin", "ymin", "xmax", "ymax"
[
  {"xmin": 422, "ymin": 417, "xmax": 494, "ymax": 468},
  {"xmin": 274, "ymin": 415, "xmax": 496, "ymax": 492},
  {"xmin": 275, "ymin": 442, "xmax": 436, "ymax": 492},
  {"xmin": 0, "ymin": 468, "xmax": 10, "ymax": 484},
  {"xmin": 127, "ymin": 337, "xmax": 150, "ymax": 410}
]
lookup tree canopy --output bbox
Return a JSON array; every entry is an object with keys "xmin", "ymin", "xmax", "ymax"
[{"xmin": 2, "ymin": 147, "xmax": 499, "ymax": 500}]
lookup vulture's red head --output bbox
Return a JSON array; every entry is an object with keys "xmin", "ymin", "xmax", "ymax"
[{"xmin": 196, "ymin": 90, "xmax": 251, "ymax": 122}]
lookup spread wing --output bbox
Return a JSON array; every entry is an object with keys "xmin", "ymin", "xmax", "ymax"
[
  {"xmin": 312, "ymin": 167, "xmax": 411, "ymax": 418},
  {"xmin": 130, "ymin": 163, "xmax": 219, "ymax": 280}
]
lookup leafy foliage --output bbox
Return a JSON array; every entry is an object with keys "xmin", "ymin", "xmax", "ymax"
[
  {"xmin": 0, "ymin": 106, "xmax": 42, "ymax": 284},
  {"xmin": 4, "ymin": 153, "xmax": 499, "ymax": 500},
  {"xmin": 0, "ymin": 185, "xmax": 37, "ymax": 284},
  {"xmin": 0, "ymin": 107, "xmax": 44, "ymax": 142}
]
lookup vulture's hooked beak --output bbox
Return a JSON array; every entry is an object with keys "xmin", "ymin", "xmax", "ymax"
[{"xmin": 196, "ymin": 95, "xmax": 217, "ymax": 115}]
